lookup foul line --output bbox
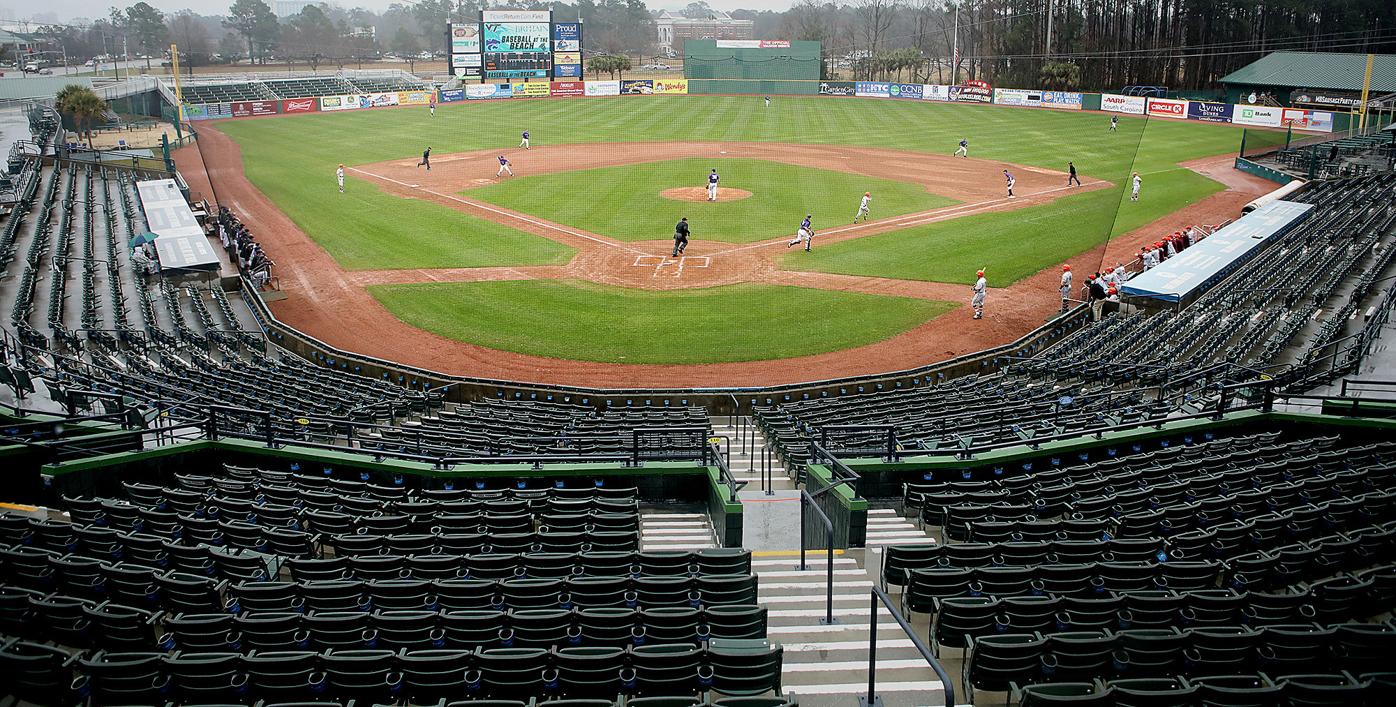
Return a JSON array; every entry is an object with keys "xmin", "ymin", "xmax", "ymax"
[
  {"xmin": 348, "ymin": 167, "xmax": 650, "ymax": 256},
  {"xmin": 709, "ymin": 182, "xmax": 1094, "ymax": 257}
]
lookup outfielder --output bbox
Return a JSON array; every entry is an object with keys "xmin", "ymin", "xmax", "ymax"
[
  {"xmin": 787, "ymin": 215, "xmax": 814, "ymax": 251},
  {"xmin": 854, "ymin": 191, "xmax": 872, "ymax": 223},
  {"xmin": 1110, "ymin": 115, "xmax": 1119, "ymax": 132},
  {"xmin": 672, "ymin": 217, "xmax": 690, "ymax": 257},
  {"xmin": 707, "ymin": 169, "xmax": 719, "ymax": 201},
  {"xmin": 519, "ymin": 130, "xmax": 530, "ymax": 149},
  {"xmin": 1131, "ymin": 172, "xmax": 1142, "ymax": 201},
  {"xmin": 429, "ymin": 93, "xmax": 437, "ymax": 117},
  {"xmin": 1003, "ymin": 170, "xmax": 1016, "ymax": 198},
  {"xmin": 496, "ymin": 155, "xmax": 514, "ymax": 177},
  {"xmin": 955, "ymin": 139, "xmax": 969, "ymax": 158},
  {"xmin": 971, "ymin": 269, "xmax": 987, "ymax": 319},
  {"xmin": 336, "ymin": 164, "xmax": 345, "ymax": 193},
  {"xmin": 1059, "ymin": 264, "xmax": 1072, "ymax": 313}
]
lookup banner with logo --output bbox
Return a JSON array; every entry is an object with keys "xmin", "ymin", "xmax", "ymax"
[
  {"xmin": 1101, "ymin": 93, "xmax": 1146, "ymax": 115},
  {"xmin": 553, "ymin": 22, "xmax": 580, "ymax": 51},
  {"xmin": 855, "ymin": 82, "xmax": 891, "ymax": 98},
  {"xmin": 714, "ymin": 39, "xmax": 790, "ymax": 49},
  {"xmin": 994, "ymin": 88, "xmax": 1040, "ymax": 107},
  {"xmin": 652, "ymin": 79, "xmax": 689, "ymax": 95},
  {"xmin": 362, "ymin": 93, "xmax": 399, "ymax": 108},
  {"xmin": 397, "ymin": 90, "xmax": 434, "ymax": 106},
  {"xmin": 621, "ymin": 80, "xmax": 654, "ymax": 94},
  {"xmin": 231, "ymin": 100, "xmax": 278, "ymax": 117},
  {"xmin": 550, "ymin": 81, "xmax": 584, "ymax": 97},
  {"xmin": 182, "ymin": 104, "xmax": 209, "ymax": 120},
  {"xmin": 952, "ymin": 80, "xmax": 993, "ymax": 103},
  {"xmin": 450, "ymin": 24, "xmax": 481, "ymax": 53},
  {"xmin": 1187, "ymin": 101, "xmax": 1233, "ymax": 123},
  {"xmin": 466, "ymin": 84, "xmax": 513, "ymax": 100},
  {"xmin": 205, "ymin": 103, "xmax": 232, "ymax": 119},
  {"xmin": 280, "ymin": 98, "xmax": 318, "ymax": 114},
  {"xmin": 1290, "ymin": 88, "xmax": 1374, "ymax": 110},
  {"xmin": 1146, "ymin": 97, "xmax": 1188, "ymax": 119},
  {"xmin": 554, "ymin": 64, "xmax": 582, "ymax": 78},
  {"xmin": 483, "ymin": 22, "xmax": 551, "ymax": 53},
  {"xmin": 818, "ymin": 81, "xmax": 855, "ymax": 96},
  {"xmin": 512, "ymin": 81, "xmax": 551, "ymax": 98},
  {"xmin": 585, "ymin": 80, "xmax": 621, "ymax": 97},
  {"xmin": 889, "ymin": 83, "xmax": 923, "ymax": 99},
  {"xmin": 1041, "ymin": 91, "xmax": 1083, "ymax": 110},
  {"xmin": 921, "ymin": 84, "xmax": 951, "ymax": 101},
  {"xmin": 553, "ymin": 52, "xmax": 581, "ymax": 66},
  {"xmin": 439, "ymin": 88, "xmax": 465, "ymax": 103},
  {"xmin": 483, "ymin": 9, "xmax": 550, "ymax": 22},
  {"xmin": 319, "ymin": 95, "xmax": 355, "ymax": 111},
  {"xmin": 1232, "ymin": 105, "xmax": 1283, "ymax": 128},
  {"xmin": 1282, "ymin": 108, "xmax": 1335, "ymax": 133}
]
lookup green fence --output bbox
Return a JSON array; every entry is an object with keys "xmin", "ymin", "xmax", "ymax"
[{"xmin": 687, "ymin": 79, "xmax": 819, "ymax": 95}]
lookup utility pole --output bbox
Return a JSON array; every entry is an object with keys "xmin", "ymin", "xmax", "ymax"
[
  {"xmin": 1045, "ymin": 0, "xmax": 1053, "ymax": 57},
  {"xmin": 952, "ymin": 4, "xmax": 959, "ymax": 84},
  {"xmin": 123, "ymin": 36, "xmax": 129, "ymax": 80}
]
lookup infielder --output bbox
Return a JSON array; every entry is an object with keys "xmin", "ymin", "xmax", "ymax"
[
  {"xmin": 1067, "ymin": 162, "xmax": 1081, "ymax": 187},
  {"xmin": 971, "ymin": 269, "xmax": 987, "ymax": 319},
  {"xmin": 496, "ymin": 155, "xmax": 514, "ymax": 177},
  {"xmin": 672, "ymin": 217, "xmax": 690, "ymax": 257},
  {"xmin": 1059, "ymin": 264, "xmax": 1072, "ymax": 313},
  {"xmin": 955, "ymin": 139, "xmax": 969, "ymax": 158},
  {"xmin": 787, "ymin": 215, "xmax": 814, "ymax": 251},
  {"xmin": 519, "ymin": 130, "xmax": 530, "ymax": 149},
  {"xmin": 336, "ymin": 164, "xmax": 345, "ymax": 193},
  {"xmin": 854, "ymin": 191, "xmax": 872, "ymax": 223},
  {"xmin": 417, "ymin": 146, "xmax": 431, "ymax": 171},
  {"xmin": 707, "ymin": 169, "xmax": 719, "ymax": 201},
  {"xmin": 1003, "ymin": 170, "xmax": 1016, "ymax": 198},
  {"xmin": 1131, "ymin": 172, "xmax": 1142, "ymax": 201}
]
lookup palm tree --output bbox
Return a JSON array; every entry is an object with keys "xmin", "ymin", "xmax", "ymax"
[{"xmin": 54, "ymin": 85, "xmax": 109, "ymax": 146}]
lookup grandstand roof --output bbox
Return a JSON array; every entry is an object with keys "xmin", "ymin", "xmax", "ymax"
[{"xmin": 1220, "ymin": 51, "xmax": 1396, "ymax": 92}]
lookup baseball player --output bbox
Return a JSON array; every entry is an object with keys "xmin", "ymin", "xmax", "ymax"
[
  {"xmin": 854, "ymin": 191, "xmax": 872, "ymax": 223},
  {"xmin": 1067, "ymin": 162, "xmax": 1081, "ymax": 187},
  {"xmin": 1131, "ymin": 172, "xmax": 1142, "ymax": 201},
  {"xmin": 971, "ymin": 269, "xmax": 987, "ymax": 319},
  {"xmin": 336, "ymin": 164, "xmax": 345, "ymax": 193},
  {"xmin": 787, "ymin": 215, "xmax": 815, "ymax": 251},
  {"xmin": 1110, "ymin": 115, "xmax": 1119, "ymax": 132},
  {"xmin": 1003, "ymin": 170, "xmax": 1016, "ymax": 198},
  {"xmin": 764, "ymin": 96, "xmax": 771, "ymax": 108},
  {"xmin": 707, "ymin": 169, "xmax": 719, "ymax": 201},
  {"xmin": 672, "ymin": 217, "xmax": 690, "ymax": 257},
  {"xmin": 429, "ymin": 93, "xmax": 437, "ymax": 117},
  {"xmin": 1059, "ymin": 264, "xmax": 1072, "ymax": 313},
  {"xmin": 519, "ymin": 130, "xmax": 530, "ymax": 149},
  {"xmin": 955, "ymin": 138, "xmax": 969, "ymax": 158},
  {"xmin": 496, "ymin": 155, "xmax": 514, "ymax": 177},
  {"xmin": 418, "ymin": 146, "xmax": 431, "ymax": 171}
]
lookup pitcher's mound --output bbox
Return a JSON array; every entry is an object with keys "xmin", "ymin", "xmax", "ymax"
[{"xmin": 660, "ymin": 187, "xmax": 753, "ymax": 202}]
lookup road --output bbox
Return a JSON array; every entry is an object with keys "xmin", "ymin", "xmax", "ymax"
[{"xmin": 0, "ymin": 59, "xmax": 147, "ymax": 79}]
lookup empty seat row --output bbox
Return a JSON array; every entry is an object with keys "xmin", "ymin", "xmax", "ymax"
[{"xmin": 1016, "ymin": 673, "xmax": 1394, "ymax": 707}]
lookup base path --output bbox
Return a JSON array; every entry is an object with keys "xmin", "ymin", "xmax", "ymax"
[{"xmin": 180, "ymin": 126, "xmax": 1271, "ymax": 389}]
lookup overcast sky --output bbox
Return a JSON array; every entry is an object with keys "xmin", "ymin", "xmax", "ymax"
[{"xmin": 4, "ymin": 0, "xmax": 794, "ymax": 26}]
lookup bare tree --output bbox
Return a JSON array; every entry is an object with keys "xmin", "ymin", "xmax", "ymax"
[{"xmin": 853, "ymin": 0, "xmax": 897, "ymax": 80}]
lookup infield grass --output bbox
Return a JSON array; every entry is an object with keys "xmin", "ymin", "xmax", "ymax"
[
  {"xmin": 466, "ymin": 158, "xmax": 957, "ymax": 243},
  {"xmin": 367, "ymin": 280, "xmax": 956, "ymax": 364}
]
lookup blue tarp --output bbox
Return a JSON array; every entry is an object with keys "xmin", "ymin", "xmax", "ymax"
[{"xmin": 1120, "ymin": 200, "xmax": 1314, "ymax": 303}]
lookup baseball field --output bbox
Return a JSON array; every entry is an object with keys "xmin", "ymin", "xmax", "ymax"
[{"xmin": 198, "ymin": 94, "xmax": 1286, "ymax": 380}]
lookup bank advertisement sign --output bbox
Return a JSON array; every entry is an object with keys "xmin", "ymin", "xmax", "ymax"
[
  {"xmin": 466, "ymin": 83, "xmax": 513, "ymax": 100},
  {"xmin": 1232, "ymin": 105, "xmax": 1283, "ymax": 127},
  {"xmin": 855, "ymin": 82, "xmax": 891, "ymax": 98},
  {"xmin": 585, "ymin": 80, "xmax": 621, "ymax": 97},
  {"xmin": 553, "ymin": 22, "xmax": 580, "ymax": 51},
  {"xmin": 889, "ymin": 83, "xmax": 923, "ymax": 99}
]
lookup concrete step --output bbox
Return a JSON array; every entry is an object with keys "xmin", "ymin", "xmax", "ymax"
[{"xmin": 639, "ymin": 513, "xmax": 715, "ymax": 551}]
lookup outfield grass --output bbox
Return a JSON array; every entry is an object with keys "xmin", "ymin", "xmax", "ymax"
[
  {"xmin": 217, "ymin": 96, "xmax": 1287, "ymax": 276},
  {"xmin": 467, "ymin": 158, "xmax": 957, "ymax": 243},
  {"xmin": 787, "ymin": 166, "xmax": 1224, "ymax": 284},
  {"xmin": 367, "ymin": 280, "xmax": 956, "ymax": 364}
]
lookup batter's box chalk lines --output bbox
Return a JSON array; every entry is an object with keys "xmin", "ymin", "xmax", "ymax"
[
  {"xmin": 348, "ymin": 167, "xmax": 646, "ymax": 255},
  {"xmin": 633, "ymin": 255, "xmax": 710, "ymax": 278}
]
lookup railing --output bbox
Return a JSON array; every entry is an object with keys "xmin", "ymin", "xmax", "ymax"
[
  {"xmin": 1340, "ymin": 379, "xmax": 1396, "ymax": 397},
  {"xmin": 797, "ymin": 488, "xmax": 836, "ymax": 626},
  {"xmin": 819, "ymin": 424, "xmax": 899, "ymax": 462},
  {"xmin": 863, "ymin": 586, "xmax": 956, "ymax": 707}
]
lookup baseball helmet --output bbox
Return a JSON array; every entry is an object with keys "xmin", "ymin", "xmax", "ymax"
[
  {"xmin": 976, "ymin": 270, "xmax": 985, "ymax": 277},
  {"xmin": 1062, "ymin": 265, "xmax": 1071, "ymax": 271},
  {"xmin": 865, "ymin": 192, "xmax": 871, "ymax": 196}
]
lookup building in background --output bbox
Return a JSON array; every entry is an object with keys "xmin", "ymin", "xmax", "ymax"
[
  {"xmin": 1219, "ymin": 51, "xmax": 1396, "ymax": 107},
  {"xmin": 655, "ymin": 10, "xmax": 753, "ymax": 54},
  {"xmin": 274, "ymin": 1, "xmax": 316, "ymax": 19}
]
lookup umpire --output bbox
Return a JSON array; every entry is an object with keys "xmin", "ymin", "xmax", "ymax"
[{"xmin": 672, "ymin": 217, "xmax": 690, "ymax": 257}]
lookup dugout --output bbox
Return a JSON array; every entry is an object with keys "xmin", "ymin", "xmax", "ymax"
[{"xmin": 683, "ymin": 39, "xmax": 821, "ymax": 95}]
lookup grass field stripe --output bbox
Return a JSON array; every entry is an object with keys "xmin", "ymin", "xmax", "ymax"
[{"xmin": 348, "ymin": 166, "xmax": 650, "ymax": 256}]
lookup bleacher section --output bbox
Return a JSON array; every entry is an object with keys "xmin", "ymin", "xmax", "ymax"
[
  {"xmin": 177, "ymin": 81, "xmax": 279, "ymax": 104},
  {"xmin": 169, "ymin": 71, "xmax": 429, "ymax": 106},
  {"xmin": 1267, "ymin": 132, "xmax": 1395, "ymax": 180}
]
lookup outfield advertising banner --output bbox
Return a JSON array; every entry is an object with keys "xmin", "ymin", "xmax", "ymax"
[
  {"xmin": 652, "ymin": 79, "xmax": 689, "ymax": 95},
  {"xmin": 889, "ymin": 83, "xmax": 923, "ymax": 99},
  {"xmin": 1232, "ymin": 105, "xmax": 1283, "ymax": 127},
  {"xmin": 1101, "ymin": 93, "xmax": 1147, "ymax": 114},
  {"xmin": 483, "ymin": 23, "xmax": 550, "ymax": 52},
  {"xmin": 952, "ymin": 80, "xmax": 993, "ymax": 103},
  {"xmin": 994, "ymin": 88, "xmax": 1041, "ymax": 107},
  {"xmin": 1282, "ymin": 108, "xmax": 1335, "ymax": 133},
  {"xmin": 1188, "ymin": 101, "xmax": 1233, "ymax": 123},
  {"xmin": 231, "ymin": 100, "xmax": 278, "ymax": 117},
  {"xmin": 553, "ymin": 22, "xmax": 580, "ymax": 51},
  {"xmin": 554, "ymin": 64, "xmax": 582, "ymax": 78},
  {"xmin": 1041, "ymin": 91, "xmax": 1083, "ymax": 110},
  {"xmin": 206, "ymin": 103, "xmax": 233, "ymax": 119},
  {"xmin": 818, "ymin": 81, "xmax": 855, "ymax": 96},
  {"xmin": 1146, "ymin": 97, "xmax": 1189, "ymax": 119},
  {"xmin": 182, "ymin": 104, "xmax": 209, "ymax": 120},
  {"xmin": 439, "ymin": 88, "xmax": 465, "ymax": 103},
  {"xmin": 466, "ymin": 84, "xmax": 513, "ymax": 100},
  {"xmin": 397, "ymin": 91, "xmax": 434, "ymax": 105},
  {"xmin": 280, "ymin": 98, "xmax": 318, "ymax": 114},
  {"xmin": 553, "ymin": 52, "xmax": 581, "ymax": 65},
  {"xmin": 585, "ymin": 81, "xmax": 621, "ymax": 97},
  {"xmin": 512, "ymin": 81, "xmax": 551, "ymax": 98},
  {"xmin": 361, "ymin": 93, "xmax": 399, "ymax": 108},
  {"xmin": 451, "ymin": 52, "xmax": 482, "ymax": 78},
  {"xmin": 921, "ymin": 84, "xmax": 951, "ymax": 101},
  {"xmin": 449, "ymin": 23, "xmax": 481, "ymax": 53},
  {"xmin": 621, "ymin": 80, "xmax": 654, "ymax": 94},
  {"xmin": 550, "ymin": 81, "xmax": 585, "ymax": 97},
  {"xmin": 855, "ymin": 82, "xmax": 891, "ymax": 98}
]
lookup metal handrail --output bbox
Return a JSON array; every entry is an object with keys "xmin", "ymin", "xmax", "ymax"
[
  {"xmin": 864, "ymin": 586, "xmax": 955, "ymax": 707},
  {"xmin": 807, "ymin": 441, "xmax": 862, "ymax": 498},
  {"xmin": 797, "ymin": 489, "xmax": 836, "ymax": 626}
]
